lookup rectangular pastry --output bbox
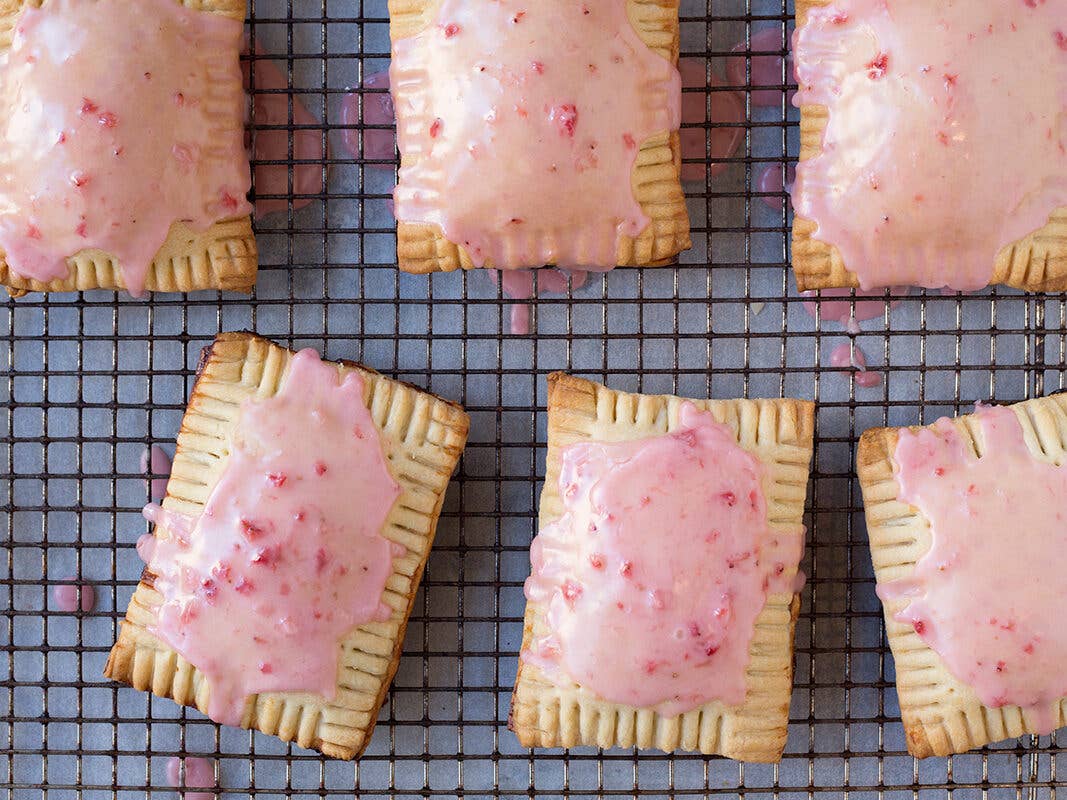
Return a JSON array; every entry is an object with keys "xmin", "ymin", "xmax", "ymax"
[
  {"xmin": 0, "ymin": 0, "xmax": 257, "ymax": 296},
  {"xmin": 105, "ymin": 332, "xmax": 470, "ymax": 759},
  {"xmin": 388, "ymin": 0, "xmax": 690, "ymax": 274},
  {"xmin": 791, "ymin": 0, "xmax": 1067, "ymax": 292},
  {"xmin": 509, "ymin": 374, "xmax": 815, "ymax": 762},
  {"xmin": 857, "ymin": 397, "xmax": 1067, "ymax": 757}
]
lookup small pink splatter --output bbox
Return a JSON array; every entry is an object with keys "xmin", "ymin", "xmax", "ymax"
[
  {"xmin": 755, "ymin": 163, "xmax": 796, "ymax": 210},
  {"xmin": 829, "ymin": 342, "xmax": 883, "ymax": 388},
  {"xmin": 53, "ymin": 579, "xmax": 95, "ymax": 613},
  {"xmin": 726, "ymin": 27, "xmax": 795, "ymax": 107},
  {"xmin": 339, "ymin": 71, "xmax": 396, "ymax": 168},
  {"xmin": 678, "ymin": 58, "xmax": 744, "ymax": 182},
  {"xmin": 140, "ymin": 445, "xmax": 172, "ymax": 500},
  {"xmin": 165, "ymin": 756, "xmax": 216, "ymax": 800},
  {"xmin": 487, "ymin": 268, "xmax": 592, "ymax": 335},
  {"xmin": 244, "ymin": 43, "xmax": 327, "ymax": 218}
]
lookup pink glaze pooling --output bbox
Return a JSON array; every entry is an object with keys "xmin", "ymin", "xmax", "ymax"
[
  {"xmin": 139, "ymin": 349, "xmax": 402, "ymax": 726},
  {"xmin": 53, "ymin": 578, "xmax": 95, "ymax": 613},
  {"xmin": 165, "ymin": 755, "xmax": 215, "ymax": 800},
  {"xmin": 489, "ymin": 267, "xmax": 592, "ymax": 335},
  {"xmin": 679, "ymin": 58, "xmax": 744, "ymax": 182},
  {"xmin": 882, "ymin": 405, "xmax": 1067, "ymax": 734},
  {"xmin": 829, "ymin": 341, "xmax": 882, "ymax": 387},
  {"xmin": 523, "ymin": 402, "xmax": 804, "ymax": 715},
  {"xmin": 340, "ymin": 71, "xmax": 397, "ymax": 167},
  {"xmin": 0, "ymin": 0, "xmax": 251, "ymax": 295},
  {"xmin": 141, "ymin": 444, "xmax": 173, "ymax": 500},
  {"xmin": 245, "ymin": 43, "xmax": 326, "ymax": 218},
  {"xmin": 727, "ymin": 27, "xmax": 794, "ymax": 108},
  {"xmin": 792, "ymin": 0, "xmax": 1067, "ymax": 290},
  {"xmin": 803, "ymin": 287, "xmax": 904, "ymax": 326},
  {"xmin": 391, "ymin": 0, "xmax": 681, "ymax": 269}
]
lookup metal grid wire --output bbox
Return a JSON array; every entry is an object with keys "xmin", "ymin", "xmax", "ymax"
[{"xmin": 2, "ymin": 0, "xmax": 1065, "ymax": 797}]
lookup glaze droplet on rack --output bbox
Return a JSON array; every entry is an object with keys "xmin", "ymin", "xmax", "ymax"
[
  {"xmin": 165, "ymin": 756, "xmax": 216, "ymax": 800},
  {"xmin": 0, "ymin": 0, "xmax": 251, "ymax": 295},
  {"xmin": 140, "ymin": 444, "xmax": 172, "ymax": 501},
  {"xmin": 523, "ymin": 403, "xmax": 804, "ymax": 714},
  {"xmin": 53, "ymin": 578, "xmax": 95, "ymax": 613},
  {"xmin": 881, "ymin": 405, "xmax": 1067, "ymax": 734},
  {"xmin": 139, "ymin": 350, "xmax": 402, "ymax": 726}
]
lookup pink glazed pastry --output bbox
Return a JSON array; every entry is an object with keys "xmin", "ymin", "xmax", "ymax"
[
  {"xmin": 791, "ymin": 0, "xmax": 1067, "ymax": 292},
  {"xmin": 858, "ymin": 399, "xmax": 1067, "ymax": 756},
  {"xmin": 510, "ymin": 377, "xmax": 814, "ymax": 760},
  {"xmin": 0, "ymin": 0, "xmax": 254, "ymax": 295},
  {"xmin": 137, "ymin": 349, "xmax": 402, "ymax": 726},
  {"xmin": 107, "ymin": 333, "xmax": 471, "ymax": 759},
  {"xmin": 389, "ymin": 0, "xmax": 689, "ymax": 274}
]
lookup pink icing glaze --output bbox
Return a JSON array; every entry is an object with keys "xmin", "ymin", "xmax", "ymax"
[
  {"xmin": 53, "ymin": 578, "xmax": 94, "ymax": 613},
  {"xmin": 792, "ymin": 0, "xmax": 1067, "ymax": 290},
  {"xmin": 340, "ymin": 71, "xmax": 397, "ymax": 166},
  {"xmin": 829, "ymin": 341, "xmax": 883, "ymax": 387},
  {"xmin": 165, "ymin": 755, "xmax": 215, "ymax": 800},
  {"xmin": 755, "ymin": 163, "xmax": 795, "ymax": 210},
  {"xmin": 679, "ymin": 58, "xmax": 744, "ymax": 182},
  {"xmin": 0, "ymin": 0, "xmax": 251, "ymax": 296},
  {"xmin": 726, "ymin": 27, "xmax": 794, "ymax": 108},
  {"xmin": 488, "ymin": 268, "xmax": 591, "ymax": 335},
  {"xmin": 140, "ymin": 444, "xmax": 173, "ymax": 501},
  {"xmin": 803, "ymin": 287, "xmax": 904, "ymax": 326},
  {"xmin": 139, "ymin": 349, "xmax": 402, "ymax": 726},
  {"xmin": 245, "ymin": 43, "xmax": 326, "ymax": 219},
  {"xmin": 881, "ymin": 404, "xmax": 1067, "ymax": 734},
  {"xmin": 523, "ymin": 402, "xmax": 804, "ymax": 715},
  {"xmin": 391, "ymin": 0, "xmax": 681, "ymax": 269}
]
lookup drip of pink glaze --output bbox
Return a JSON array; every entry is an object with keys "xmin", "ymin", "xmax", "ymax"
[
  {"xmin": 340, "ymin": 71, "xmax": 397, "ymax": 167},
  {"xmin": 141, "ymin": 350, "xmax": 402, "ymax": 726},
  {"xmin": 392, "ymin": 0, "xmax": 681, "ymax": 269},
  {"xmin": 140, "ymin": 444, "xmax": 173, "ymax": 500},
  {"xmin": 244, "ymin": 42, "xmax": 326, "ymax": 219},
  {"xmin": 53, "ymin": 578, "xmax": 95, "ymax": 613},
  {"xmin": 756, "ymin": 164, "xmax": 796, "ymax": 210},
  {"xmin": 792, "ymin": 0, "xmax": 1067, "ymax": 290},
  {"xmin": 802, "ymin": 287, "xmax": 905, "ymax": 326},
  {"xmin": 488, "ymin": 267, "xmax": 592, "ymax": 335},
  {"xmin": 726, "ymin": 27, "xmax": 795, "ymax": 107},
  {"xmin": 881, "ymin": 405, "xmax": 1067, "ymax": 734},
  {"xmin": 165, "ymin": 755, "xmax": 216, "ymax": 800},
  {"xmin": 523, "ymin": 402, "xmax": 805, "ymax": 714},
  {"xmin": 829, "ymin": 341, "xmax": 883, "ymax": 387},
  {"xmin": 0, "ymin": 0, "xmax": 251, "ymax": 296},
  {"xmin": 679, "ymin": 58, "xmax": 744, "ymax": 182}
]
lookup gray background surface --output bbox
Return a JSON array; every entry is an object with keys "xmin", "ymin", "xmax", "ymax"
[{"xmin": 2, "ymin": 0, "xmax": 1064, "ymax": 797}]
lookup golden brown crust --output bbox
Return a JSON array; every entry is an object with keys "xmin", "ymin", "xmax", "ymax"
[
  {"xmin": 508, "ymin": 373, "xmax": 815, "ymax": 761},
  {"xmin": 0, "ymin": 0, "xmax": 257, "ymax": 296},
  {"xmin": 105, "ymin": 332, "xmax": 470, "ymax": 760},
  {"xmin": 857, "ymin": 396, "xmax": 1067, "ymax": 757},
  {"xmin": 388, "ymin": 0, "xmax": 691, "ymax": 274},
  {"xmin": 791, "ymin": 0, "xmax": 1067, "ymax": 293}
]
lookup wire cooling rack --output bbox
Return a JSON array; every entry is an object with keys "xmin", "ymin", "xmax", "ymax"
[{"xmin": 2, "ymin": 0, "xmax": 1065, "ymax": 797}]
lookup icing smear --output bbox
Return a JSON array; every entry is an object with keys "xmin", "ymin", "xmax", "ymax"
[
  {"xmin": 139, "ymin": 350, "xmax": 402, "ymax": 726},
  {"xmin": 391, "ymin": 0, "xmax": 681, "ymax": 270},
  {"xmin": 882, "ymin": 404, "xmax": 1067, "ymax": 734},
  {"xmin": 792, "ymin": 0, "xmax": 1067, "ymax": 290},
  {"xmin": 0, "ymin": 0, "xmax": 251, "ymax": 295},
  {"xmin": 523, "ymin": 402, "xmax": 804, "ymax": 715}
]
